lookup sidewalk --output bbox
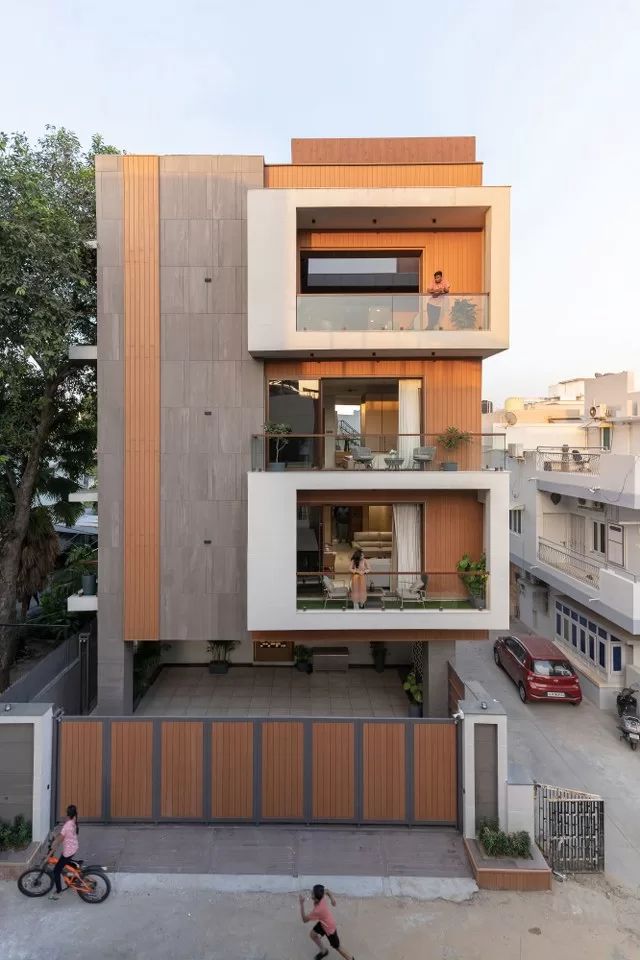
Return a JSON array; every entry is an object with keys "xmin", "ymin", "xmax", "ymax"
[{"xmin": 75, "ymin": 824, "xmax": 476, "ymax": 900}]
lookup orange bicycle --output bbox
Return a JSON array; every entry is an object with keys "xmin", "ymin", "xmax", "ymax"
[{"xmin": 17, "ymin": 833, "xmax": 111, "ymax": 904}]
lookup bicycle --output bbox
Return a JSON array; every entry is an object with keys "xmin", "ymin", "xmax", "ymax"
[{"xmin": 17, "ymin": 833, "xmax": 111, "ymax": 904}]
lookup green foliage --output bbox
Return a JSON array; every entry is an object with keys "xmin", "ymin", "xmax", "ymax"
[
  {"xmin": 456, "ymin": 553, "xmax": 488, "ymax": 598},
  {"xmin": 65, "ymin": 544, "xmax": 97, "ymax": 575},
  {"xmin": 478, "ymin": 819, "xmax": 531, "ymax": 859},
  {"xmin": 450, "ymin": 298, "xmax": 478, "ymax": 330},
  {"xmin": 207, "ymin": 640, "xmax": 238, "ymax": 663},
  {"xmin": 436, "ymin": 426, "xmax": 471, "ymax": 450},
  {"xmin": 294, "ymin": 644, "xmax": 312, "ymax": 664},
  {"xmin": 263, "ymin": 421, "xmax": 292, "ymax": 462},
  {"xmin": 403, "ymin": 670, "xmax": 423, "ymax": 704},
  {"xmin": 0, "ymin": 814, "xmax": 32, "ymax": 851},
  {"xmin": 133, "ymin": 642, "xmax": 167, "ymax": 700}
]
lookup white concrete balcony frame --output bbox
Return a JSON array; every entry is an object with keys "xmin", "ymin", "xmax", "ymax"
[
  {"xmin": 536, "ymin": 452, "xmax": 640, "ymax": 509},
  {"xmin": 67, "ymin": 592, "xmax": 98, "ymax": 612},
  {"xmin": 247, "ymin": 470, "xmax": 509, "ymax": 633},
  {"xmin": 68, "ymin": 344, "xmax": 97, "ymax": 362},
  {"xmin": 247, "ymin": 186, "xmax": 510, "ymax": 358}
]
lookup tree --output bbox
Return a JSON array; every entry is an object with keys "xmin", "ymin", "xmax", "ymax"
[
  {"xmin": 15, "ymin": 506, "xmax": 59, "ymax": 618},
  {"xmin": 0, "ymin": 127, "xmax": 119, "ymax": 690}
]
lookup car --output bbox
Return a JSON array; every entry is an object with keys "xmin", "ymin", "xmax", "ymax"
[{"xmin": 493, "ymin": 633, "xmax": 582, "ymax": 705}]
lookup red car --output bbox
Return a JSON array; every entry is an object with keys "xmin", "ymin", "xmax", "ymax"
[{"xmin": 493, "ymin": 634, "xmax": 582, "ymax": 705}]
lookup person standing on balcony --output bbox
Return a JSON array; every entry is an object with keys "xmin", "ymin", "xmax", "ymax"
[
  {"xmin": 426, "ymin": 270, "xmax": 450, "ymax": 329},
  {"xmin": 350, "ymin": 549, "xmax": 370, "ymax": 610}
]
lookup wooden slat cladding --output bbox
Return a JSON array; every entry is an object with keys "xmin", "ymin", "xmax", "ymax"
[
  {"xmin": 426, "ymin": 492, "xmax": 484, "ymax": 597},
  {"xmin": 110, "ymin": 721, "xmax": 153, "ymax": 818},
  {"xmin": 123, "ymin": 155, "xmax": 160, "ymax": 641},
  {"xmin": 160, "ymin": 721, "xmax": 203, "ymax": 818},
  {"xmin": 299, "ymin": 230, "xmax": 483, "ymax": 293},
  {"xmin": 290, "ymin": 137, "xmax": 477, "ymax": 164},
  {"xmin": 312, "ymin": 722, "xmax": 354, "ymax": 820},
  {"xmin": 414, "ymin": 723, "xmax": 457, "ymax": 823},
  {"xmin": 362, "ymin": 723, "xmax": 405, "ymax": 821},
  {"xmin": 58, "ymin": 722, "xmax": 102, "ymax": 818},
  {"xmin": 266, "ymin": 163, "xmax": 482, "ymax": 189},
  {"xmin": 264, "ymin": 358, "xmax": 482, "ymax": 437},
  {"xmin": 261, "ymin": 721, "xmax": 304, "ymax": 819},
  {"xmin": 212, "ymin": 722, "xmax": 253, "ymax": 819}
]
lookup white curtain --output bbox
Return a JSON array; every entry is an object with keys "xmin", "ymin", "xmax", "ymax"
[
  {"xmin": 397, "ymin": 379, "xmax": 421, "ymax": 466},
  {"xmin": 392, "ymin": 504, "xmax": 421, "ymax": 593}
]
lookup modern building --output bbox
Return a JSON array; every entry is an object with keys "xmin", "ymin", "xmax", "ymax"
[
  {"xmin": 88, "ymin": 136, "xmax": 511, "ymax": 717},
  {"xmin": 489, "ymin": 371, "xmax": 640, "ymax": 708}
]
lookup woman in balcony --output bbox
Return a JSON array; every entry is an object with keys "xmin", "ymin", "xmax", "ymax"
[{"xmin": 350, "ymin": 549, "xmax": 370, "ymax": 610}]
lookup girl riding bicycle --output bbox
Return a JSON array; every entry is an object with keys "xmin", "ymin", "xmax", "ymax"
[{"xmin": 49, "ymin": 804, "xmax": 79, "ymax": 900}]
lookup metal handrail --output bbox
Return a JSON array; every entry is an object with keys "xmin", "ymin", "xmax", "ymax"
[{"xmin": 537, "ymin": 538, "xmax": 601, "ymax": 587}]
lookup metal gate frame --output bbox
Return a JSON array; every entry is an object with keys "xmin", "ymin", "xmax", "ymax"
[
  {"xmin": 535, "ymin": 782, "xmax": 604, "ymax": 872},
  {"xmin": 53, "ymin": 715, "xmax": 460, "ymax": 828}
]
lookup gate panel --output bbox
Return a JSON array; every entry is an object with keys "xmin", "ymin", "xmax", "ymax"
[
  {"xmin": 362, "ymin": 722, "xmax": 405, "ymax": 821},
  {"xmin": 161, "ymin": 721, "xmax": 203, "ymax": 818},
  {"xmin": 414, "ymin": 722, "xmax": 457, "ymax": 823},
  {"xmin": 312, "ymin": 722, "xmax": 354, "ymax": 820},
  {"xmin": 212, "ymin": 722, "xmax": 254, "ymax": 819},
  {"xmin": 261, "ymin": 721, "xmax": 303, "ymax": 819},
  {"xmin": 111, "ymin": 721, "xmax": 153, "ymax": 818},
  {"xmin": 58, "ymin": 721, "xmax": 103, "ymax": 818}
]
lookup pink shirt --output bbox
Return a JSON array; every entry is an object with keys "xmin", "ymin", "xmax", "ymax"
[
  {"xmin": 309, "ymin": 898, "xmax": 337, "ymax": 935},
  {"xmin": 61, "ymin": 819, "xmax": 79, "ymax": 858},
  {"xmin": 427, "ymin": 278, "xmax": 450, "ymax": 296}
]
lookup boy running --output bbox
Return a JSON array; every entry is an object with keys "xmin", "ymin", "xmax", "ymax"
[{"xmin": 299, "ymin": 884, "xmax": 355, "ymax": 960}]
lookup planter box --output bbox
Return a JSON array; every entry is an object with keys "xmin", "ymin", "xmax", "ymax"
[
  {"xmin": 208, "ymin": 661, "xmax": 230, "ymax": 675},
  {"xmin": 464, "ymin": 837, "xmax": 552, "ymax": 892},
  {"xmin": 253, "ymin": 641, "xmax": 294, "ymax": 663}
]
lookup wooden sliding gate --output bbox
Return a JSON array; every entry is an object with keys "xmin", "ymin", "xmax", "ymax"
[{"xmin": 55, "ymin": 717, "xmax": 459, "ymax": 826}]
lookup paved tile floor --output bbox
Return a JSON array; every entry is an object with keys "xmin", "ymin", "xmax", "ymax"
[{"xmin": 136, "ymin": 665, "xmax": 410, "ymax": 717}]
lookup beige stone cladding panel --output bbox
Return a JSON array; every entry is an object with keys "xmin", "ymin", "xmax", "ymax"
[
  {"xmin": 159, "ymin": 156, "xmax": 264, "ymax": 651},
  {"xmin": 95, "ymin": 156, "xmax": 130, "ymax": 712}
]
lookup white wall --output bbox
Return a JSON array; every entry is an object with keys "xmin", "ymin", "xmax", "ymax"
[
  {"xmin": 161, "ymin": 639, "xmax": 413, "ymax": 666},
  {"xmin": 0, "ymin": 705, "xmax": 53, "ymax": 843},
  {"xmin": 247, "ymin": 470, "xmax": 510, "ymax": 633},
  {"xmin": 247, "ymin": 186, "xmax": 510, "ymax": 357}
]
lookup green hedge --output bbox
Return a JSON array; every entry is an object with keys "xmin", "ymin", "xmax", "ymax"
[
  {"xmin": 478, "ymin": 819, "xmax": 531, "ymax": 859},
  {"xmin": 0, "ymin": 815, "xmax": 32, "ymax": 851}
]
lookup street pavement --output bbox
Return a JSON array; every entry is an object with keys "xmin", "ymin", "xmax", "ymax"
[
  {"xmin": 2, "ymin": 876, "xmax": 639, "ymax": 960},
  {"xmin": 456, "ymin": 633, "xmax": 640, "ymax": 891}
]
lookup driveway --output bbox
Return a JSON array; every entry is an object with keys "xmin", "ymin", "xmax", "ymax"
[{"xmin": 456, "ymin": 633, "xmax": 640, "ymax": 891}]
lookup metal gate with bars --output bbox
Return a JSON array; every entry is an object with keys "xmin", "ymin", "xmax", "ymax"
[{"xmin": 535, "ymin": 783, "xmax": 605, "ymax": 872}]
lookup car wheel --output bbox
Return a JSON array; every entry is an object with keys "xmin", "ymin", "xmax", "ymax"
[
  {"xmin": 493, "ymin": 647, "xmax": 502, "ymax": 668},
  {"xmin": 518, "ymin": 683, "xmax": 527, "ymax": 703}
]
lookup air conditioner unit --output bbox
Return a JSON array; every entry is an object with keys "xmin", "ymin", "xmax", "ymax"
[
  {"xmin": 577, "ymin": 498, "xmax": 587, "ymax": 507},
  {"xmin": 589, "ymin": 403, "xmax": 608, "ymax": 419},
  {"xmin": 507, "ymin": 442, "xmax": 524, "ymax": 459}
]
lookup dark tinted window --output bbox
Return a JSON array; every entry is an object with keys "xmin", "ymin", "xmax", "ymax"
[
  {"xmin": 532, "ymin": 659, "xmax": 574, "ymax": 677},
  {"xmin": 301, "ymin": 253, "xmax": 420, "ymax": 293}
]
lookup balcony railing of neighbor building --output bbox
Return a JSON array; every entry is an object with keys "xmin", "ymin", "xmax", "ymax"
[
  {"xmin": 295, "ymin": 571, "xmax": 488, "ymax": 611},
  {"xmin": 297, "ymin": 293, "xmax": 489, "ymax": 332},
  {"xmin": 537, "ymin": 538, "xmax": 601, "ymax": 588},
  {"xmin": 251, "ymin": 433, "xmax": 506, "ymax": 472},
  {"xmin": 536, "ymin": 446, "xmax": 604, "ymax": 477}
]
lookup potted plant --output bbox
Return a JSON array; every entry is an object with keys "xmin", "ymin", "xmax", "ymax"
[
  {"xmin": 450, "ymin": 298, "xmax": 478, "ymax": 330},
  {"xmin": 370, "ymin": 641, "xmax": 387, "ymax": 673},
  {"xmin": 437, "ymin": 425, "xmax": 471, "ymax": 471},
  {"xmin": 207, "ymin": 639, "xmax": 238, "ymax": 674},
  {"xmin": 263, "ymin": 421, "xmax": 292, "ymax": 471},
  {"xmin": 66, "ymin": 544, "xmax": 97, "ymax": 596},
  {"xmin": 403, "ymin": 670, "xmax": 423, "ymax": 717},
  {"xmin": 294, "ymin": 644, "xmax": 313, "ymax": 673},
  {"xmin": 457, "ymin": 553, "xmax": 488, "ymax": 609}
]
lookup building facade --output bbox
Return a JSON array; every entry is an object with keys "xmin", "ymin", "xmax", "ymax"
[
  {"xmin": 489, "ymin": 372, "xmax": 640, "ymax": 709},
  {"xmin": 89, "ymin": 136, "xmax": 511, "ymax": 715}
]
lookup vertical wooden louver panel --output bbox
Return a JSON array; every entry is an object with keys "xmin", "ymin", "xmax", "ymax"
[{"xmin": 123, "ymin": 156, "xmax": 160, "ymax": 641}]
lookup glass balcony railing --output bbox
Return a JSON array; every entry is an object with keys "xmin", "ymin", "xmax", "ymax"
[
  {"xmin": 297, "ymin": 293, "xmax": 489, "ymax": 333},
  {"xmin": 295, "ymin": 571, "xmax": 489, "ymax": 611},
  {"xmin": 251, "ymin": 432, "xmax": 506, "ymax": 472}
]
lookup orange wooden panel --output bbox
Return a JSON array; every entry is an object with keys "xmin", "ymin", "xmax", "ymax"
[
  {"xmin": 299, "ymin": 231, "xmax": 484, "ymax": 294},
  {"xmin": 212, "ymin": 722, "xmax": 253, "ymax": 819},
  {"xmin": 261, "ymin": 722, "xmax": 303, "ymax": 819},
  {"xmin": 290, "ymin": 136, "xmax": 477, "ymax": 164},
  {"xmin": 266, "ymin": 163, "xmax": 482, "ymax": 189},
  {"xmin": 110, "ymin": 721, "xmax": 153, "ymax": 818},
  {"xmin": 414, "ymin": 723, "xmax": 457, "ymax": 823},
  {"xmin": 123, "ymin": 155, "xmax": 160, "ymax": 641},
  {"xmin": 161, "ymin": 722, "xmax": 203, "ymax": 818},
  {"xmin": 312, "ymin": 723, "xmax": 354, "ymax": 819},
  {"xmin": 425, "ymin": 492, "xmax": 484, "ymax": 597},
  {"xmin": 58, "ymin": 721, "xmax": 102, "ymax": 818},
  {"xmin": 362, "ymin": 723, "xmax": 405, "ymax": 821}
]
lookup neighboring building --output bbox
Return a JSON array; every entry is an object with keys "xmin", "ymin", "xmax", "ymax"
[
  {"xmin": 84, "ymin": 136, "xmax": 511, "ymax": 716},
  {"xmin": 489, "ymin": 372, "xmax": 640, "ymax": 709}
]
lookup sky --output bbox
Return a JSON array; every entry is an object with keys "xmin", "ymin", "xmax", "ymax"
[{"xmin": 2, "ymin": 0, "xmax": 639, "ymax": 403}]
